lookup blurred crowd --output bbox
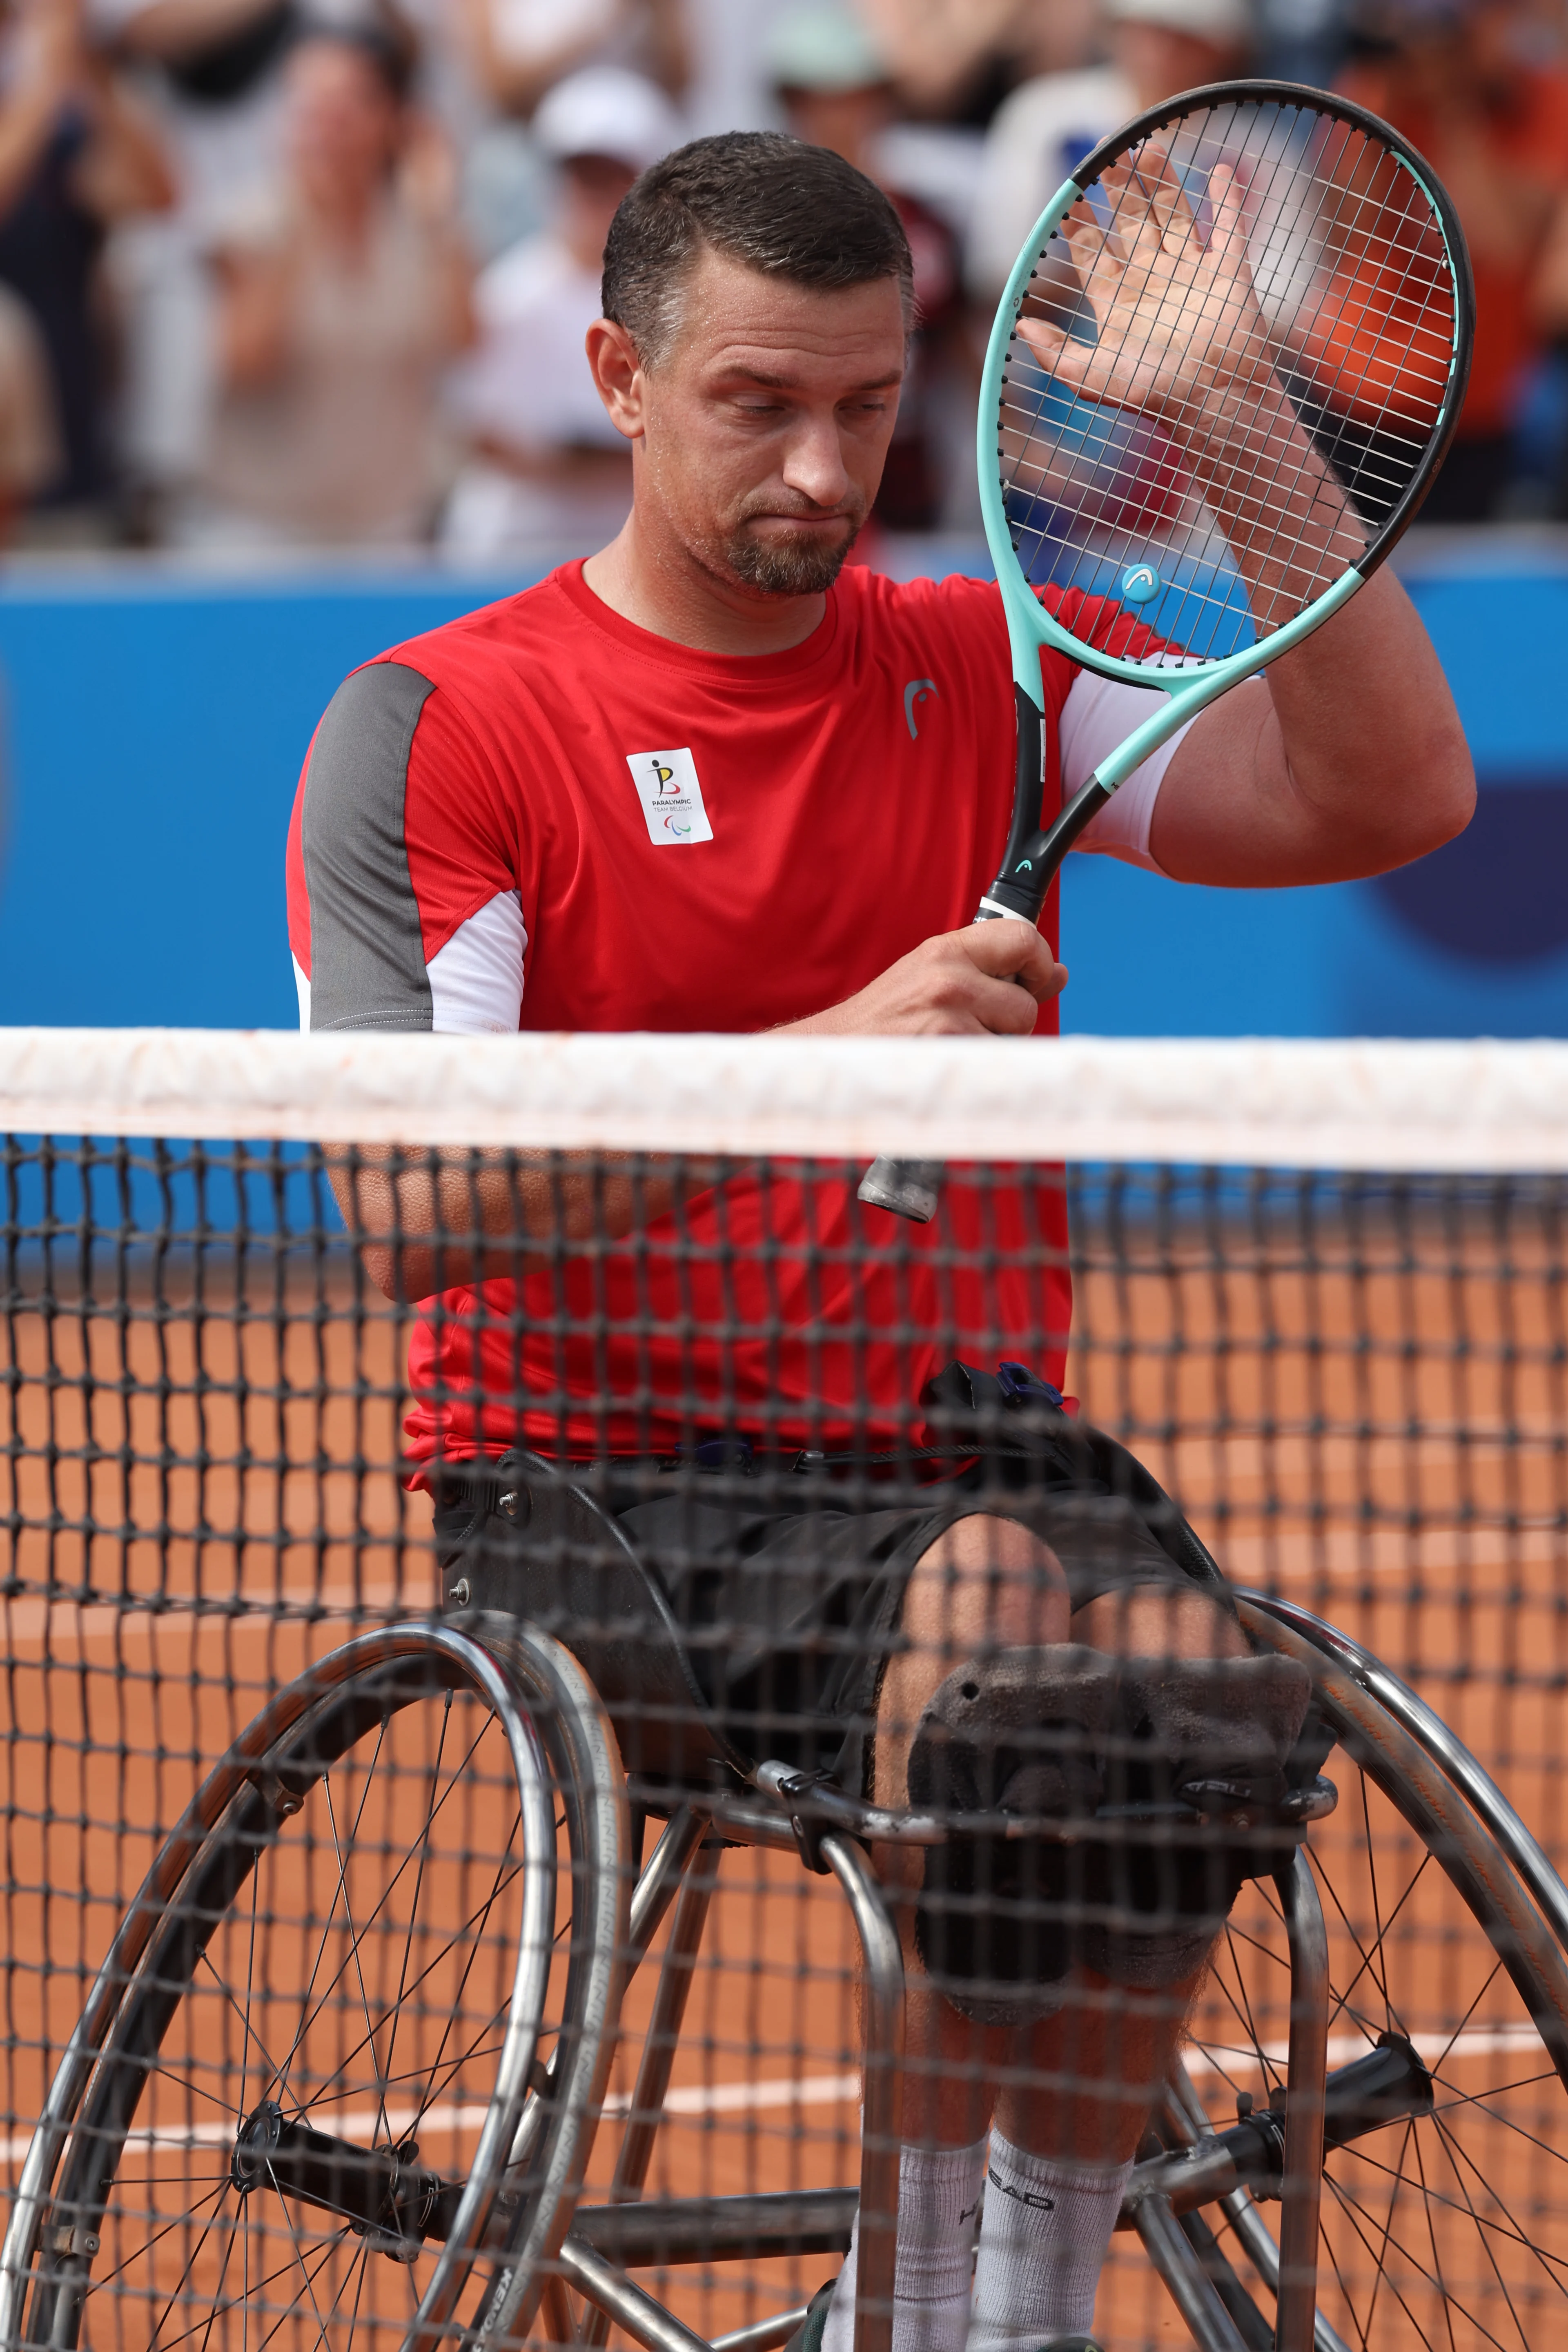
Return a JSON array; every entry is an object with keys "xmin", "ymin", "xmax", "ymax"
[{"xmin": 0, "ymin": 0, "xmax": 1565, "ymax": 551}]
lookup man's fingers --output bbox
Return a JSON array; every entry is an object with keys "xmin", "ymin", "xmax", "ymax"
[
  {"xmin": 1016, "ymin": 313, "xmax": 1080, "ymax": 386},
  {"xmin": 957, "ymin": 918, "xmax": 1068, "ymax": 1004}
]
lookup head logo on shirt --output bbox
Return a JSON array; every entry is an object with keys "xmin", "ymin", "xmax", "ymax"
[
  {"xmin": 904, "ymin": 678, "xmax": 938, "ymax": 739},
  {"xmin": 626, "ymin": 747, "xmax": 714, "ymax": 844}
]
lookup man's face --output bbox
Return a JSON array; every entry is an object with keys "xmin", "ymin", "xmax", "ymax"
[{"xmin": 624, "ymin": 245, "xmax": 906, "ymax": 598}]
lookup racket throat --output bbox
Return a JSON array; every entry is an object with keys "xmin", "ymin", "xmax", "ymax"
[
  {"xmin": 998, "ymin": 683, "xmax": 1047, "ymax": 882},
  {"xmin": 986, "ymin": 774, "xmax": 1116, "ymax": 928}
]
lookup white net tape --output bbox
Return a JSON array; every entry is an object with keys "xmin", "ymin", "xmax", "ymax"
[{"xmin": 0, "ymin": 1028, "xmax": 1562, "ymax": 1168}]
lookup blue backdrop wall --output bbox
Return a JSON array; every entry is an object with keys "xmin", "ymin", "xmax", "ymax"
[{"xmin": 0, "ymin": 535, "xmax": 1561, "ymax": 1036}]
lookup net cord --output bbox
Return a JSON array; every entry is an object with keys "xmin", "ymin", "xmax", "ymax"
[{"xmin": 3, "ymin": 1029, "xmax": 1567, "ymax": 1169}]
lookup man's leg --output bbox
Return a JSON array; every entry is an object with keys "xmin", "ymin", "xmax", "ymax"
[
  {"xmin": 968, "ymin": 1584, "xmax": 1252, "ymax": 2352},
  {"xmin": 838, "ymin": 1525, "xmax": 1255, "ymax": 2352},
  {"xmin": 821, "ymin": 1514, "xmax": 1073, "ymax": 2352}
]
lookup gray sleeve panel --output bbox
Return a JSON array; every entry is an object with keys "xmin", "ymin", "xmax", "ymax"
[{"xmin": 301, "ymin": 662, "xmax": 438, "ymax": 1033}]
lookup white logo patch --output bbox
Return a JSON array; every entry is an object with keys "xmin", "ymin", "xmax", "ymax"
[{"xmin": 626, "ymin": 746, "xmax": 713, "ymax": 845}]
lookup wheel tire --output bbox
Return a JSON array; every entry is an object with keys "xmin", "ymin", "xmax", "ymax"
[
  {"xmin": 1156, "ymin": 1597, "xmax": 1568, "ymax": 2352},
  {"xmin": 8, "ymin": 1619, "xmax": 628, "ymax": 2352}
]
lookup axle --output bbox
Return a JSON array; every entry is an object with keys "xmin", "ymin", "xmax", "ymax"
[
  {"xmin": 230, "ymin": 2032, "xmax": 1433, "ymax": 2268},
  {"xmin": 231, "ymin": 2100, "xmax": 445, "ymax": 2260}
]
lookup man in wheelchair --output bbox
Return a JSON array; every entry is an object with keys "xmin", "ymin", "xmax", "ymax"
[
  {"xmin": 425, "ymin": 1379, "xmax": 1316, "ymax": 2352},
  {"xmin": 287, "ymin": 114, "xmax": 1467, "ymax": 2352}
]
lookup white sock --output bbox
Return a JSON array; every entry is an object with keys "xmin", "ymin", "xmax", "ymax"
[
  {"xmin": 821, "ymin": 2139, "xmax": 989, "ymax": 2352},
  {"xmin": 967, "ymin": 2133, "xmax": 1135, "ymax": 2350}
]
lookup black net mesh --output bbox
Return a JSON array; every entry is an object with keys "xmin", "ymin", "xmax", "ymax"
[
  {"xmin": 1000, "ymin": 94, "xmax": 1461, "ymax": 662},
  {"xmin": 3, "ymin": 1127, "xmax": 1566, "ymax": 2349}
]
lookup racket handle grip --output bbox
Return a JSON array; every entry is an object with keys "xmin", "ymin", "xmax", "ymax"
[
  {"xmin": 857, "ymin": 1157, "xmax": 943, "ymax": 1223},
  {"xmin": 856, "ymin": 878, "xmax": 1041, "ymax": 1220}
]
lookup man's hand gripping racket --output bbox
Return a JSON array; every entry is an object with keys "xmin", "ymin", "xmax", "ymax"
[{"xmin": 859, "ymin": 80, "xmax": 1472, "ymax": 1221}]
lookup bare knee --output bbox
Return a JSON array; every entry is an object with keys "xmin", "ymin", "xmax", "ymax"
[
  {"xmin": 873, "ymin": 1514, "xmax": 1069, "ymax": 1811},
  {"xmin": 904, "ymin": 1510, "xmax": 1072, "ymax": 1657},
  {"xmin": 1071, "ymin": 1581, "xmax": 1249, "ymax": 1662}
]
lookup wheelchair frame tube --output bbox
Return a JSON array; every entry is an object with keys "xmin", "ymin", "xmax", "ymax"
[
  {"xmin": 1273, "ymin": 1853, "xmax": 1329, "ymax": 2352},
  {"xmin": 1134, "ymin": 2192, "xmax": 1252, "ymax": 2351},
  {"xmin": 1164, "ymin": 2066, "xmax": 1354, "ymax": 2352},
  {"xmin": 579, "ymin": 1840, "xmax": 721, "ymax": 2348},
  {"xmin": 559, "ymin": 2233, "xmax": 715, "ymax": 2352},
  {"xmin": 822, "ymin": 1835, "xmax": 906, "ymax": 2352}
]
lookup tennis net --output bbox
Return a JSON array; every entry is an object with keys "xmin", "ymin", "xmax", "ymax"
[{"xmin": 2, "ymin": 1026, "xmax": 1566, "ymax": 2352}]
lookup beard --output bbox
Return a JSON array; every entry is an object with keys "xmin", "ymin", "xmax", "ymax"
[{"xmin": 721, "ymin": 504, "xmax": 866, "ymax": 596}]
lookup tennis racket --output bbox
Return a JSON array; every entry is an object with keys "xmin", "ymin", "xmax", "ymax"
[{"xmin": 858, "ymin": 80, "xmax": 1472, "ymax": 1221}]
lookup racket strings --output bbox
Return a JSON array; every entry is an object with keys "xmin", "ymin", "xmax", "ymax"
[
  {"xmin": 1036, "ymin": 107, "xmax": 1450, "ymax": 495},
  {"xmin": 1004, "ymin": 116, "xmax": 1441, "ymax": 651},
  {"xmin": 998, "ymin": 96, "xmax": 1458, "ymax": 667}
]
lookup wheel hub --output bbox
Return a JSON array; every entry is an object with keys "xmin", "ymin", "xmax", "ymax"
[{"xmin": 231, "ymin": 2096, "xmax": 443, "ymax": 2260}]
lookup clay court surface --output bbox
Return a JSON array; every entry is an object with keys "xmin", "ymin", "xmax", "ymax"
[{"xmin": 3, "ymin": 1193, "xmax": 1567, "ymax": 2347}]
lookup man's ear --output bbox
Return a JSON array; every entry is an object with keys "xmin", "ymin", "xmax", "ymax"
[{"xmin": 586, "ymin": 318, "xmax": 646, "ymax": 442}]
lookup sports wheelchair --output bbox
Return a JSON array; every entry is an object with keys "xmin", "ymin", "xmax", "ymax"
[{"xmin": 9, "ymin": 1431, "xmax": 1568, "ymax": 2352}]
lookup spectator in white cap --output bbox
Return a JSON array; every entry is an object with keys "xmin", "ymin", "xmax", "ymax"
[
  {"xmin": 968, "ymin": 0, "xmax": 1250, "ymax": 301},
  {"xmin": 442, "ymin": 62, "xmax": 680, "ymax": 553}
]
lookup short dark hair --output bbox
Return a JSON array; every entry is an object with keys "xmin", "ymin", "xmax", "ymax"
[{"xmin": 601, "ymin": 131, "xmax": 913, "ymax": 367}]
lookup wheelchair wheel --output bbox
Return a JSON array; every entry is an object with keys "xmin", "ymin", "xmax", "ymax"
[
  {"xmin": 1158, "ymin": 1594, "xmax": 1568, "ymax": 2352},
  {"xmin": 5, "ymin": 1619, "xmax": 628, "ymax": 2352}
]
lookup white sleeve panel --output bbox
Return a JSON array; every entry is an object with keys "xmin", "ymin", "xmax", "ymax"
[
  {"xmin": 294, "ymin": 895, "xmax": 527, "ymax": 1036},
  {"xmin": 1061, "ymin": 673, "xmax": 1187, "ymax": 875},
  {"xmin": 427, "ymin": 890, "xmax": 528, "ymax": 1034},
  {"xmin": 1063, "ymin": 671, "xmax": 1265, "ymax": 876}
]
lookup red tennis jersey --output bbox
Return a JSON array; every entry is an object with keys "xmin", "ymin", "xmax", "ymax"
[{"xmin": 286, "ymin": 560, "xmax": 1155, "ymax": 1466}]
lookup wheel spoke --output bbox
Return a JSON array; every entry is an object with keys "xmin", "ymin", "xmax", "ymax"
[
  {"xmin": 136, "ymin": 2057, "xmax": 245, "ymax": 2119},
  {"xmin": 1217, "ymin": 1925, "xmax": 1286, "ymax": 2098},
  {"xmin": 1410, "ymin": 2118, "xmax": 1463, "ymax": 2352},
  {"xmin": 1316, "ymin": 1840, "xmax": 1428, "ymax": 2045},
  {"xmin": 94, "ymin": 2180, "xmax": 230, "ymax": 2290},
  {"xmin": 380, "ymin": 1686, "xmax": 456, "ymax": 2116},
  {"xmin": 197, "ymin": 1945, "xmax": 284, "ymax": 2103},
  {"xmin": 1426, "ymin": 1956, "xmax": 1504, "ymax": 2076},
  {"xmin": 240, "ymin": 1852, "xmax": 263, "ymax": 2129},
  {"xmin": 142, "ymin": 2183, "xmax": 233, "ymax": 2348},
  {"xmin": 1323, "ymin": 2167, "xmax": 1446, "ymax": 2352},
  {"xmin": 1423, "ymin": 2082, "xmax": 1568, "ymax": 2171},
  {"xmin": 267, "ymin": 2175, "xmax": 340, "ymax": 2350},
  {"xmin": 1327, "ymin": 2166, "xmax": 1521, "ymax": 2352},
  {"xmin": 1428, "ymin": 2107, "xmax": 1568, "ymax": 2290},
  {"xmin": 321, "ymin": 1769, "xmax": 394, "ymax": 2152},
  {"xmin": 247, "ymin": 2218, "xmax": 358, "ymax": 2352},
  {"xmin": 403, "ymin": 1807, "xmax": 524, "ymax": 2128},
  {"xmin": 1343, "ymin": 2135, "xmax": 1568, "ymax": 2269},
  {"xmin": 1359, "ymin": 1770, "xmax": 1396, "ymax": 2031},
  {"xmin": 193, "ymin": 2207, "xmax": 242, "ymax": 2352},
  {"xmin": 1427, "ymin": 2111, "xmax": 1535, "ymax": 2348},
  {"xmin": 267, "ymin": 1715, "xmax": 391, "ymax": 2111},
  {"xmin": 1362, "ymin": 2108, "xmax": 1412, "ymax": 2348},
  {"xmin": 263, "ymin": 1712, "xmax": 494, "ymax": 2114},
  {"xmin": 1318, "ymin": 2210, "xmax": 1373, "ymax": 2352},
  {"xmin": 1431, "ymin": 2067, "xmax": 1563, "ymax": 2114},
  {"xmin": 292, "ymin": 1851, "xmax": 526, "ymax": 2125}
]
